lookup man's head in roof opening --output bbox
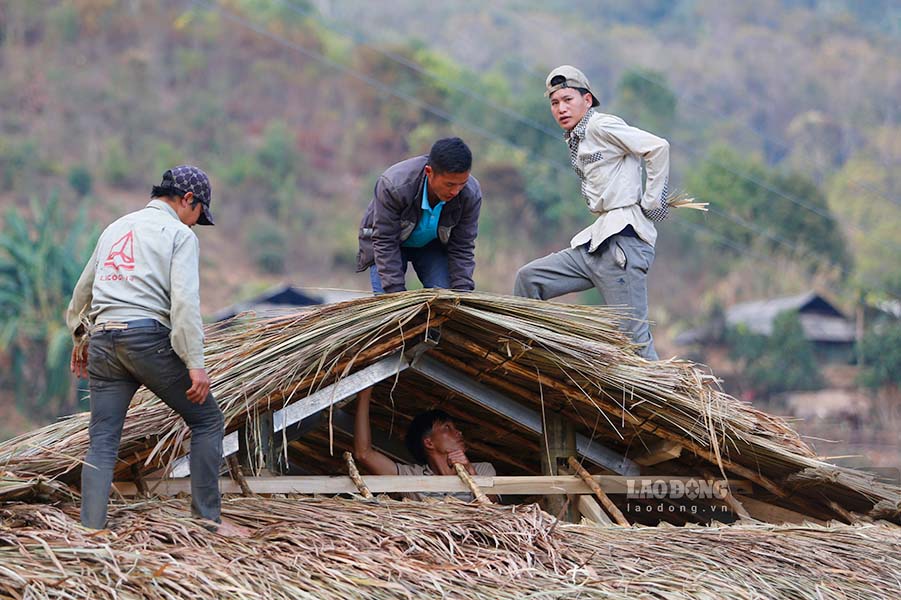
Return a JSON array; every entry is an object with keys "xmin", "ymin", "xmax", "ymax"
[{"xmin": 405, "ymin": 409, "xmax": 467, "ymax": 465}]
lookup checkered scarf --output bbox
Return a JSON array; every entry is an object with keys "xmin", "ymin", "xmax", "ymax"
[{"xmin": 565, "ymin": 109, "xmax": 670, "ymax": 221}]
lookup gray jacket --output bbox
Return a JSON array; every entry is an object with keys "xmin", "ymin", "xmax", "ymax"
[
  {"xmin": 356, "ymin": 155, "xmax": 482, "ymax": 293},
  {"xmin": 66, "ymin": 200, "xmax": 205, "ymax": 369}
]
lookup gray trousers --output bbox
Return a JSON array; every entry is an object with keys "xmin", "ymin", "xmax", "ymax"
[
  {"xmin": 83, "ymin": 322, "xmax": 224, "ymax": 529},
  {"xmin": 514, "ymin": 232, "xmax": 659, "ymax": 360}
]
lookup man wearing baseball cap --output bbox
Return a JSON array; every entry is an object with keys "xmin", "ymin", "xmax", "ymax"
[
  {"xmin": 514, "ymin": 66, "xmax": 670, "ymax": 360},
  {"xmin": 66, "ymin": 166, "xmax": 246, "ymax": 535}
]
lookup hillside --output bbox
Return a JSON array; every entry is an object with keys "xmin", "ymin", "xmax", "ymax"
[{"xmin": 0, "ymin": 0, "xmax": 899, "ymax": 447}]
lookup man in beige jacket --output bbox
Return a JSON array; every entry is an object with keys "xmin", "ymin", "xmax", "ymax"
[
  {"xmin": 67, "ymin": 166, "xmax": 245, "ymax": 535},
  {"xmin": 514, "ymin": 65, "xmax": 670, "ymax": 360}
]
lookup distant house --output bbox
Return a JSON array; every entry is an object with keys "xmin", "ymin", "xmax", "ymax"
[
  {"xmin": 212, "ymin": 284, "xmax": 367, "ymax": 322},
  {"xmin": 726, "ymin": 292, "xmax": 855, "ymax": 343},
  {"xmin": 677, "ymin": 291, "xmax": 856, "ymax": 360}
]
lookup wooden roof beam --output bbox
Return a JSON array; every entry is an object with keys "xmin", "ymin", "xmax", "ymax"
[
  {"xmin": 634, "ymin": 440, "xmax": 683, "ymax": 467},
  {"xmin": 410, "ymin": 353, "xmax": 640, "ymax": 476},
  {"xmin": 113, "ymin": 475, "xmax": 753, "ymax": 497}
]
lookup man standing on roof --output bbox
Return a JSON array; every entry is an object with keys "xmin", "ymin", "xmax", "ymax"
[
  {"xmin": 356, "ymin": 137, "xmax": 482, "ymax": 294},
  {"xmin": 353, "ymin": 387, "xmax": 496, "ymax": 502},
  {"xmin": 67, "ymin": 166, "xmax": 245, "ymax": 536},
  {"xmin": 514, "ymin": 66, "xmax": 669, "ymax": 360}
]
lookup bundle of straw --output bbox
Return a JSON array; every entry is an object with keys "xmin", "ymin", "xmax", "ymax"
[
  {"xmin": 0, "ymin": 291, "xmax": 896, "ymax": 518},
  {"xmin": 0, "ymin": 497, "xmax": 899, "ymax": 600},
  {"xmin": 666, "ymin": 191, "xmax": 709, "ymax": 212}
]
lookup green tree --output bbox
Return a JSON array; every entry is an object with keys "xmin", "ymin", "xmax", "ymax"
[
  {"xmin": 246, "ymin": 217, "xmax": 287, "ymax": 275},
  {"xmin": 256, "ymin": 120, "xmax": 299, "ymax": 182},
  {"xmin": 68, "ymin": 165, "xmax": 93, "ymax": 197},
  {"xmin": 0, "ymin": 194, "xmax": 97, "ymax": 418},
  {"xmin": 827, "ymin": 129, "xmax": 901, "ymax": 299},
  {"xmin": 614, "ymin": 68, "xmax": 677, "ymax": 136},
  {"xmin": 726, "ymin": 311, "xmax": 823, "ymax": 395},
  {"xmin": 858, "ymin": 323, "xmax": 901, "ymax": 389},
  {"xmin": 102, "ymin": 137, "xmax": 132, "ymax": 187},
  {"xmin": 686, "ymin": 146, "xmax": 849, "ymax": 270}
]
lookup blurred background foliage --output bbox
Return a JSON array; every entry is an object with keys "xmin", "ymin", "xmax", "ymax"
[{"xmin": 0, "ymin": 0, "xmax": 898, "ymax": 435}]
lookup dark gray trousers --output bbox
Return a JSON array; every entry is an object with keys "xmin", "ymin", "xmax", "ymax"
[
  {"xmin": 82, "ymin": 322, "xmax": 224, "ymax": 529},
  {"xmin": 514, "ymin": 232, "xmax": 659, "ymax": 360}
]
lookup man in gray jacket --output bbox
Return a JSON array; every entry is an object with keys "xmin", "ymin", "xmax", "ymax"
[
  {"xmin": 514, "ymin": 66, "xmax": 669, "ymax": 360},
  {"xmin": 67, "ymin": 166, "xmax": 245, "ymax": 535},
  {"xmin": 356, "ymin": 137, "xmax": 482, "ymax": 293}
]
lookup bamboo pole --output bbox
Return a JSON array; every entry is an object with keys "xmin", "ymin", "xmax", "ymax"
[
  {"xmin": 702, "ymin": 469, "xmax": 753, "ymax": 522},
  {"xmin": 567, "ymin": 456, "xmax": 629, "ymax": 526},
  {"xmin": 827, "ymin": 499, "xmax": 857, "ymax": 525},
  {"xmin": 343, "ymin": 451, "xmax": 373, "ymax": 499},
  {"xmin": 227, "ymin": 455, "xmax": 253, "ymax": 497},
  {"xmin": 453, "ymin": 464, "xmax": 491, "ymax": 505},
  {"xmin": 131, "ymin": 463, "xmax": 149, "ymax": 498}
]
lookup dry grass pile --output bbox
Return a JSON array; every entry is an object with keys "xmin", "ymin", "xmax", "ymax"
[
  {"xmin": 1, "ymin": 497, "xmax": 899, "ymax": 600},
  {"xmin": 0, "ymin": 291, "xmax": 897, "ymax": 519}
]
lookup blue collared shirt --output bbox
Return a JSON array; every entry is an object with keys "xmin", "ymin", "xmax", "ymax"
[{"xmin": 402, "ymin": 177, "xmax": 446, "ymax": 248}]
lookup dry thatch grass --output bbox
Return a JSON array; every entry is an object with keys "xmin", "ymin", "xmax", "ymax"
[
  {"xmin": 0, "ymin": 291, "xmax": 898, "ymax": 520},
  {"xmin": 1, "ymin": 496, "xmax": 899, "ymax": 599}
]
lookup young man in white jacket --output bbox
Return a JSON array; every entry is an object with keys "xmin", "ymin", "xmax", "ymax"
[{"xmin": 514, "ymin": 65, "xmax": 669, "ymax": 360}]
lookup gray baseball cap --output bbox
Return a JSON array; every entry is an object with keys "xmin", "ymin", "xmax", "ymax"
[
  {"xmin": 159, "ymin": 165, "xmax": 215, "ymax": 226},
  {"xmin": 545, "ymin": 65, "xmax": 600, "ymax": 107}
]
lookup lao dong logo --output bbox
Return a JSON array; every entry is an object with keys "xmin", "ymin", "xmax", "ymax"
[{"xmin": 626, "ymin": 478, "xmax": 730, "ymax": 500}]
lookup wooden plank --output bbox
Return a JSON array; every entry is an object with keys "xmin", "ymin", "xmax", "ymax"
[
  {"xmin": 113, "ymin": 475, "xmax": 753, "ymax": 497},
  {"xmin": 542, "ymin": 414, "xmax": 575, "ymax": 519},
  {"xmin": 634, "ymin": 440, "xmax": 683, "ymax": 467},
  {"xmin": 734, "ymin": 495, "xmax": 827, "ymax": 525},
  {"xmin": 577, "ymin": 495, "xmax": 613, "ymax": 526},
  {"xmin": 273, "ymin": 350, "xmax": 411, "ymax": 432}
]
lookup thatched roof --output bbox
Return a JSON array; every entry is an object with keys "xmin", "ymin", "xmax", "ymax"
[
  {"xmin": 1, "ymin": 497, "xmax": 900, "ymax": 599},
  {"xmin": 726, "ymin": 291, "xmax": 855, "ymax": 343},
  {"xmin": 0, "ymin": 291, "xmax": 898, "ymax": 524}
]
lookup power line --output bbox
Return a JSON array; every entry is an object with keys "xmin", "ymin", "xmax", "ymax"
[
  {"xmin": 193, "ymin": 0, "xmax": 571, "ymax": 178},
  {"xmin": 508, "ymin": 9, "xmax": 901, "ymax": 210},
  {"xmin": 277, "ymin": 0, "xmax": 562, "ymax": 139},
  {"xmin": 672, "ymin": 219, "xmax": 770, "ymax": 263},
  {"xmin": 292, "ymin": 0, "xmax": 896, "ymax": 253},
  {"xmin": 209, "ymin": 1, "xmax": 901, "ymax": 304},
  {"xmin": 706, "ymin": 206, "xmax": 809, "ymax": 258},
  {"xmin": 200, "ymin": 0, "xmax": 888, "ymax": 261},
  {"xmin": 482, "ymin": 25, "xmax": 883, "ymax": 236}
]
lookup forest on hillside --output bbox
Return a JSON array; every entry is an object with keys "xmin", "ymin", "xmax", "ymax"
[{"xmin": 0, "ymin": 0, "xmax": 899, "ymax": 442}]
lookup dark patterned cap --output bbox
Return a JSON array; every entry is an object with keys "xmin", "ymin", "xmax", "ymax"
[{"xmin": 159, "ymin": 165, "xmax": 215, "ymax": 226}]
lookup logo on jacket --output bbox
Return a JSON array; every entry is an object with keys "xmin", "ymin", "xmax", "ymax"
[{"xmin": 103, "ymin": 231, "xmax": 135, "ymax": 271}]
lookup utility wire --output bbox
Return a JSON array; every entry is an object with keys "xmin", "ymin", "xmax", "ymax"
[
  {"xmin": 194, "ymin": 0, "xmax": 572, "ymax": 177},
  {"xmin": 198, "ymin": 1, "xmax": 901, "ymax": 307},
  {"xmin": 509, "ymin": 9, "xmax": 901, "ymax": 209},
  {"xmin": 285, "ymin": 0, "xmax": 897, "ymax": 254},
  {"xmin": 201, "ymin": 0, "xmax": 880, "ymax": 261}
]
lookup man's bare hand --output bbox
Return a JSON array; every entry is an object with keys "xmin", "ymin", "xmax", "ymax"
[
  {"xmin": 187, "ymin": 368, "xmax": 211, "ymax": 404},
  {"xmin": 70, "ymin": 341, "xmax": 89, "ymax": 379},
  {"xmin": 447, "ymin": 448, "xmax": 470, "ymax": 468}
]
